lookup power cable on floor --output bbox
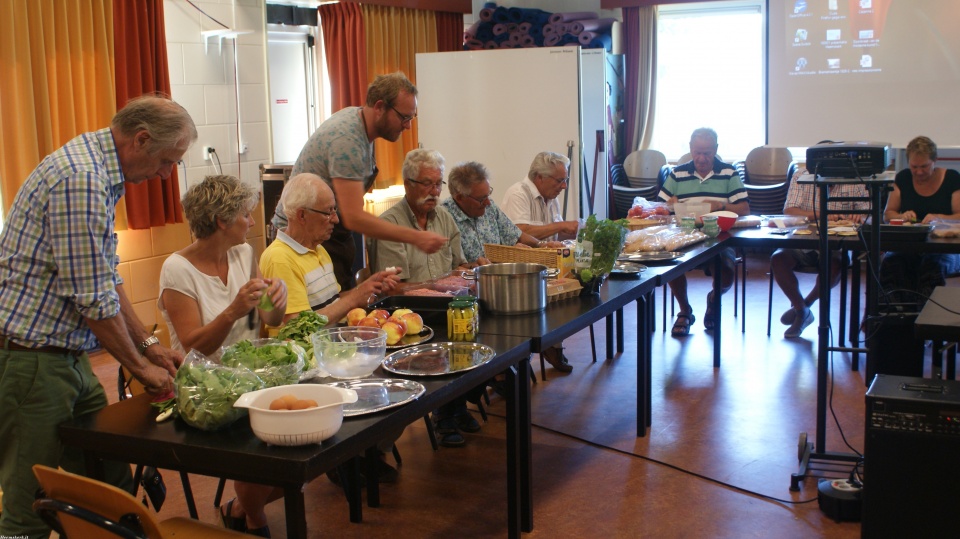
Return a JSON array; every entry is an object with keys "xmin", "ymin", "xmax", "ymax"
[{"xmin": 483, "ymin": 410, "xmax": 818, "ymax": 506}]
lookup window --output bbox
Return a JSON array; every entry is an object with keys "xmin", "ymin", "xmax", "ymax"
[{"xmin": 648, "ymin": 1, "xmax": 765, "ymax": 163}]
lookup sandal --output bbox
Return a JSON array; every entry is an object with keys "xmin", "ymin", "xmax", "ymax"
[
  {"xmin": 218, "ymin": 498, "xmax": 247, "ymax": 533},
  {"xmin": 671, "ymin": 312, "xmax": 695, "ymax": 337}
]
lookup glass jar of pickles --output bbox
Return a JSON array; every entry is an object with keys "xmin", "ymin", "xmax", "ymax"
[{"xmin": 447, "ymin": 296, "xmax": 479, "ymax": 341}]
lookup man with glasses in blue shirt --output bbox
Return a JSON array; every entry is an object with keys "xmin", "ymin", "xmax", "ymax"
[{"xmin": 272, "ymin": 72, "xmax": 447, "ymax": 289}]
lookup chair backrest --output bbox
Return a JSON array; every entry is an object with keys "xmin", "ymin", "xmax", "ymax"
[
  {"xmin": 33, "ymin": 464, "xmax": 164, "ymax": 539},
  {"xmin": 609, "ymin": 164, "xmax": 629, "ymax": 187},
  {"xmin": 623, "ymin": 150, "xmax": 667, "ymax": 188},
  {"xmin": 744, "ymin": 147, "xmax": 794, "ymax": 185}
]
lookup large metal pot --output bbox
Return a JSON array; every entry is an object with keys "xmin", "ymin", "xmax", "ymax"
[{"xmin": 473, "ymin": 263, "xmax": 547, "ymax": 315}]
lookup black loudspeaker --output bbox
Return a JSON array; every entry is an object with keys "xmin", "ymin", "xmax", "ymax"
[
  {"xmin": 865, "ymin": 312, "xmax": 925, "ymax": 384},
  {"xmin": 863, "ymin": 375, "xmax": 960, "ymax": 538}
]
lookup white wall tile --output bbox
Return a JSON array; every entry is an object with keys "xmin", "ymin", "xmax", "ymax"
[
  {"xmin": 166, "ymin": 44, "xmax": 185, "ymax": 85},
  {"xmin": 164, "ymin": 0, "xmax": 203, "ymax": 44},
  {"xmin": 237, "ymin": 44, "xmax": 266, "ymax": 85},
  {"xmin": 182, "ymin": 44, "xmax": 228, "ymax": 85},
  {"xmin": 170, "ymin": 85, "xmax": 206, "ymax": 126},
  {"xmin": 238, "ymin": 84, "xmax": 268, "ymax": 123},
  {"xmin": 231, "ymin": 121, "xmax": 270, "ymax": 163},
  {"xmin": 204, "ymin": 85, "xmax": 239, "ymax": 125}
]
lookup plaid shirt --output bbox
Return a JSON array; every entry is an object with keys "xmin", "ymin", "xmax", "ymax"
[
  {"xmin": 0, "ymin": 128, "xmax": 125, "ymax": 350},
  {"xmin": 783, "ymin": 169, "xmax": 869, "ymax": 214},
  {"xmin": 440, "ymin": 198, "xmax": 522, "ymax": 262}
]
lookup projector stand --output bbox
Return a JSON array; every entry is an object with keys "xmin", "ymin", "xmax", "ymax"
[{"xmin": 790, "ymin": 175, "xmax": 891, "ymax": 491}]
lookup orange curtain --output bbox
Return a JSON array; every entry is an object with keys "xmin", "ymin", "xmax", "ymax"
[
  {"xmin": 0, "ymin": 0, "xmax": 116, "ymax": 217},
  {"xmin": 319, "ymin": 3, "xmax": 368, "ymax": 113},
  {"xmin": 114, "ymin": 0, "xmax": 181, "ymax": 229},
  {"xmin": 435, "ymin": 11, "xmax": 463, "ymax": 52},
  {"xmin": 362, "ymin": 5, "xmax": 437, "ymax": 188}
]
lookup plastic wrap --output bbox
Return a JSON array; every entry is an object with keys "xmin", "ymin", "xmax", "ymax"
[
  {"xmin": 174, "ymin": 350, "xmax": 264, "ymax": 431},
  {"xmin": 217, "ymin": 338, "xmax": 306, "ymax": 388}
]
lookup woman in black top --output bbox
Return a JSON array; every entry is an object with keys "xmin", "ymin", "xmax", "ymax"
[{"xmin": 880, "ymin": 135, "xmax": 960, "ymax": 307}]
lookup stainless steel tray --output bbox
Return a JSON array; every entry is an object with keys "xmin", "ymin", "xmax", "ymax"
[
  {"xmin": 327, "ymin": 378, "xmax": 425, "ymax": 417},
  {"xmin": 386, "ymin": 325, "xmax": 434, "ymax": 350},
  {"xmin": 618, "ymin": 251, "xmax": 683, "ymax": 263},
  {"xmin": 382, "ymin": 342, "xmax": 496, "ymax": 376},
  {"xmin": 611, "ymin": 262, "xmax": 647, "ymax": 274}
]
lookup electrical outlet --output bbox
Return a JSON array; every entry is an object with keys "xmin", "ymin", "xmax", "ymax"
[{"xmin": 202, "ymin": 146, "xmax": 213, "ymax": 161}]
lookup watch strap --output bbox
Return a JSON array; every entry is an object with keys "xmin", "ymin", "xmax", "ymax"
[{"xmin": 137, "ymin": 335, "xmax": 160, "ymax": 355}]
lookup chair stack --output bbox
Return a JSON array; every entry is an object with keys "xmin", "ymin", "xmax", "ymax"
[
  {"xmin": 741, "ymin": 147, "xmax": 795, "ymax": 215},
  {"xmin": 612, "ymin": 149, "xmax": 668, "ymax": 218}
]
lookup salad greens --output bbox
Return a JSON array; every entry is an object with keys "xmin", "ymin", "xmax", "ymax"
[
  {"xmin": 276, "ymin": 310, "xmax": 328, "ymax": 367},
  {"xmin": 576, "ymin": 215, "xmax": 628, "ymax": 280},
  {"xmin": 175, "ymin": 357, "xmax": 262, "ymax": 431},
  {"xmin": 219, "ymin": 339, "xmax": 305, "ymax": 387}
]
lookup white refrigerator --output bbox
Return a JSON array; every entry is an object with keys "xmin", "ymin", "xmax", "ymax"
[{"xmin": 416, "ymin": 47, "xmax": 613, "ymax": 220}]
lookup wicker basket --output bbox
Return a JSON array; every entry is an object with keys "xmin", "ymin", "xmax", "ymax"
[
  {"xmin": 624, "ymin": 217, "xmax": 671, "ymax": 231},
  {"xmin": 483, "ymin": 244, "xmax": 558, "ymax": 268}
]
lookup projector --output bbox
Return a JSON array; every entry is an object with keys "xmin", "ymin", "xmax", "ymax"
[{"xmin": 806, "ymin": 141, "xmax": 891, "ymax": 178}]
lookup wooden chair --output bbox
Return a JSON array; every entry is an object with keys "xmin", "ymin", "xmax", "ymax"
[{"xmin": 32, "ymin": 464, "xmax": 244, "ymax": 539}]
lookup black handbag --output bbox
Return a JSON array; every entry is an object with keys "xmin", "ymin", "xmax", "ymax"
[{"xmin": 141, "ymin": 466, "xmax": 167, "ymax": 511}]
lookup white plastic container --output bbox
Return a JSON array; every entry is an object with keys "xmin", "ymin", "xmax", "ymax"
[{"xmin": 233, "ymin": 384, "xmax": 358, "ymax": 446}]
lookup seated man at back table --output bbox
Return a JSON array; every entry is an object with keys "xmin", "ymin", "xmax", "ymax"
[
  {"xmin": 500, "ymin": 151, "xmax": 580, "ymax": 242},
  {"xmin": 500, "ymin": 151, "xmax": 579, "ymax": 372},
  {"xmin": 770, "ymin": 167, "xmax": 867, "ymax": 338},
  {"xmin": 658, "ymin": 127, "xmax": 749, "ymax": 336},
  {"xmin": 368, "ymin": 149, "xmax": 486, "ymax": 448}
]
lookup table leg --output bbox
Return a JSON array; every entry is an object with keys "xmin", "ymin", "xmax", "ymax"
[
  {"xmin": 284, "ymin": 484, "xmax": 307, "ymax": 539},
  {"xmin": 616, "ymin": 308, "xmax": 624, "ymax": 354},
  {"xmin": 851, "ymin": 252, "xmax": 862, "ymax": 371},
  {"xmin": 606, "ymin": 314, "xmax": 614, "ymax": 360},
  {"xmin": 365, "ymin": 447, "xmax": 380, "ymax": 507},
  {"xmin": 637, "ymin": 294, "xmax": 650, "ymax": 436},
  {"xmin": 344, "ymin": 458, "xmax": 362, "ymax": 523},
  {"xmin": 713, "ymin": 255, "xmax": 722, "ymax": 368},
  {"xmin": 506, "ymin": 358, "xmax": 533, "ymax": 537}
]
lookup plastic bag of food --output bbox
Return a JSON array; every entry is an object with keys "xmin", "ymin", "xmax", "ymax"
[
  {"xmin": 174, "ymin": 350, "xmax": 263, "ymax": 431},
  {"xmin": 217, "ymin": 338, "xmax": 306, "ymax": 388},
  {"xmin": 626, "ymin": 197, "xmax": 671, "ymax": 219}
]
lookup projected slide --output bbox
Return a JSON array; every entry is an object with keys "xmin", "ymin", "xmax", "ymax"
[{"xmin": 786, "ymin": 0, "xmax": 891, "ymax": 77}]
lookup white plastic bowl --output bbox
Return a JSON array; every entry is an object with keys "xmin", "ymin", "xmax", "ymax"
[
  {"xmin": 233, "ymin": 384, "xmax": 358, "ymax": 446},
  {"xmin": 311, "ymin": 327, "xmax": 387, "ymax": 379}
]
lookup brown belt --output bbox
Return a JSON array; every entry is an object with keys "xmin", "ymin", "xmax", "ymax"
[{"xmin": 0, "ymin": 337, "xmax": 81, "ymax": 356}]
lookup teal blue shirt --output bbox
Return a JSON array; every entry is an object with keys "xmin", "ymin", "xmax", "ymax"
[{"xmin": 441, "ymin": 198, "xmax": 522, "ymax": 262}]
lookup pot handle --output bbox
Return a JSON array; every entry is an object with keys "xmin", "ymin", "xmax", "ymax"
[
  {"xmin": 461, "ymin": 271, "xmax": 478, "ymax": 282},
  {"xmin": 544, "ymin": 268, "xmax": 560, "ymax": 279}
]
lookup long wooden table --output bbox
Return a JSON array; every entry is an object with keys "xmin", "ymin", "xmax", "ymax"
[{"xmin": 60, "ymin": 333, "xmax": 532, "ymax": 539}]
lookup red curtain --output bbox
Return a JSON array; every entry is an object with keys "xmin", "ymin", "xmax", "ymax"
[
  {"xmin": 435, "ymin": 11, "xmax": 463, "ymax": 52},
  {"xmin": 319, "ymin": 3, "xmax": 368, "ymax": 111},
  {"xmin": 113, "ymin": 0, "xmax": 181, "ymax": 229}
]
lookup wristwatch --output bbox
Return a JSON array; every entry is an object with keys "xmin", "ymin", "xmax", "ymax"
[{"xmin": 137, "ymin": 335, "xmax": 160, "ymax": 355}]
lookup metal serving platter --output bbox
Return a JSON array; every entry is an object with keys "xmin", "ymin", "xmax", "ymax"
[
  {"xmin": 618, "ymin": 251, "xmax": 684, "ymax": 263},
  {"xmin": 611, "ymin": 262, "xmax": 647, "ymax": 275},
  {"xmin": 382, "ymin": 342, "xmax": 496, "ymax": 376},
  {"xmin": 386, "ymin": 326, "xmax": 434, "ymax": 350},
  {"xmin": 327, "ymin": 378, "xmax": 425, "ymax": 417}
]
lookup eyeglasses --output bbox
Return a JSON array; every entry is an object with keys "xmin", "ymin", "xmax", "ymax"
[
  {"xmin": 406, "ymin": 178, "xmax": 445, "ymax": 190},
  {"xmin": 463, "ymin": 188, "xmax": 494, "ymax": 204},
  {"xmin": 387, "ymin": 103, "xmax": 417, "ymax": 125},
  {"xmin": 304, "ymin": 207, "xmax": 338, "ymax": 219},
  {"xmin": 544, "ymin": 174, "xmax": 569, "ymax": 184}
]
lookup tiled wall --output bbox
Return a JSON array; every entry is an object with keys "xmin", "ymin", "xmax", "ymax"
[{"xmin": 117, "ymin": 1, "xmax": 270, "ymax": 342}]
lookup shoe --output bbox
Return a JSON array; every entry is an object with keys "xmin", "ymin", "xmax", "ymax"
[
  {"xmin": 542, "ymin": 347, "xmax": 573, "ymax": 373},
  {"xmin": 780, "ymin": 308, "xmax": 796, "ymax": 325},
  {"xmin": 671, "ymin": 312, "xmax": 695, "ymax": 337},
  {"xmin": 247, "ymin": 526, "xmax": 271, "ymax": 538},
  {"xmin": 454, "ymin": 411, "xmax": 481, "ymax": 433},
  {"xmin": 784, "ymin": 307, "xmax": 814, "ymax": 338},
  {"xmin": 218, "ymin": 498, "xmax": 247, "ymax": 533},
  {"xmin": 434, "ymin": 417, "xmax": 466, "ymax": 447},
  {"xmin": 372, "ymin": 456, "xmax": 399, "ymax": 483}
]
